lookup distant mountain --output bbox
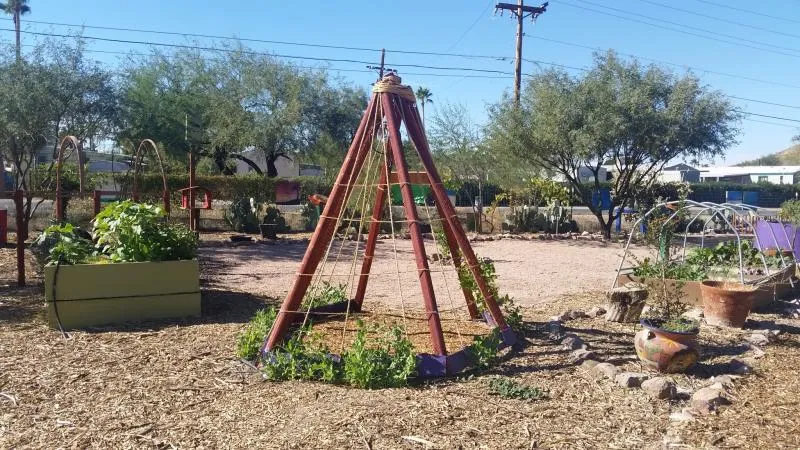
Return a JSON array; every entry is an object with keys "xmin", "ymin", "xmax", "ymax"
[{"xmin": 736, "ymin": 144, "xmax": 800, "ymax": 166}]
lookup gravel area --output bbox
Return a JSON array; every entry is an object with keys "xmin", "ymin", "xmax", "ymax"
[{"xmin": 200, "ymin": 235, "xmax": 640, "ymax": 308}]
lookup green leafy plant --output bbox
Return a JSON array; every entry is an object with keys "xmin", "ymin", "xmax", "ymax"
[
  {"xmin": 236, "ymin": 307, "xmax": 278, "ymax": 360},
  {"xmin": 302, "ymin": 282, "xmax": 348, "ymax": 309},
  {"xmin": 458, "ymin": 257, "xmax": 499, "ymax": 312},
  {"xmin": 342, "ymin": 320, "xmax": 417, "ymax": 389},
  {"xmin": 224, "ymin": 197, "xmax": 260, "ymax": 233},
  {"xmin": 488, "ymin": 376, "xmax": 548, "ymax": 401},
  {"xmin": 467, "ymin": 329, "xmax": 502, "ymax": 369},
  {"xmin": 299, "ymin": 202, "xmax": 318, "ymax": 231},
  {"xmin": 32, "ymin": 223, "xmax": 97, "ymax": 266},
  {"xmin": 780, "ymin": 199, "xmax": 800, "ymax": 224},
  {"xmin": 262, "ymin": 205, "xmax": 290, "ymax": 232},
  {"xmin": 93, "ymin": 201, "xmax": 197, "ymax": 263}
]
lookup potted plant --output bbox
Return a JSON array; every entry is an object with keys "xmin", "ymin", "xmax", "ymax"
[
  {"xmin": 699, "ymin": 280, "xmax": 757, "ymax": 328},
  {"xmin": 260, "ymin": 205, "xmax": 289, "ymax": 239},
  {"xmin": 35, "ymin": 201, "xmax": 200, "ymax": 330},
  {"xmin": 635, "ymin": 275, "xmax": 701, "ymax": 373}
]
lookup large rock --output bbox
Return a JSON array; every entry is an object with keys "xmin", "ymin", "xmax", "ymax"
[
  {"xmin": 588, "ymin": 306, "xmax": 606, "ymax": 317},
  {"xmin": 561, "ymin": 334, "xmax": 585, "ymax": 350},
  {"xmin": 691, "ymin": 387, "xmax": 730, "ymax": 414},
  {"xmin": 641, "ymin": 377, "xmax": 677, "ymax": 400},
  {"xmin": 570, "ymin": 349, "xmax": 598, "ymax": 363},
  {"xmin": 615, "ymin": 372, "xmax": 649, "ymax": 388},
  {"xmin": 593, "ymin": 363, "xmax": 620, "ymax": 380},
  {"xmin": 729, "ymin": 358, "xmax": 754, "ymax": 375},
  {"xmin": 605, "ymin": 283, "xmax": 648, "ymax": 323}
]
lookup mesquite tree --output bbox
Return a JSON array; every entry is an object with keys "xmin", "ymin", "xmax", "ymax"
[{"xmin": 488, "ymin": 51, "xmax": 741, "ymax": 238}]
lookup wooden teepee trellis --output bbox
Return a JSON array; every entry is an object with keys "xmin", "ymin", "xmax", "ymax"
[{"xmin": 262, "ymin": 74, "xmax": 515, "ymax": 376}]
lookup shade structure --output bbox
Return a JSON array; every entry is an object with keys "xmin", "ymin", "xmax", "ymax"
[{"xmin": 261, "ymin": 74, "xmax": 515, "ymax": 376}]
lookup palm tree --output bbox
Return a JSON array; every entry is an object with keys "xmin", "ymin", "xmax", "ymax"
[
  {"xmin": 415, "ymin": 86, "xmax": 433, "ymax": 125},
  {"xmin": 0, "ymin": 0, "xmax": 31, "ymax": 61}
]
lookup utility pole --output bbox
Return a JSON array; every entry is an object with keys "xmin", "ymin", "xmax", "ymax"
[
  {"xmin": 367, "ymin": 49, "xmax": 396, "ymax": 80},
  {"xmin": 495, "ymin": 1, "xmax": 548, "ymax": 103}
]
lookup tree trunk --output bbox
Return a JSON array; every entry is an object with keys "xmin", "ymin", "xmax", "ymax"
[
  {"xmin": 266, "ymin": 157, "xmax": 278, "ymax": 178},
  {"xmin": 605, "ymin": 283, "xmax": 648, "ymax": 323},
  {"xmin": 14, "ymin": 14, "xmax": 20, "ymax": 62},
  {"xmin": 602, "ymin": 219, "xmax": 613, "ymax": 240}
]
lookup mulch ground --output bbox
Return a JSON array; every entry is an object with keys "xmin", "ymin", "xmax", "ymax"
[{"xmin": 1, "ymin": 243, "xmax": 800, "ymax": 449}]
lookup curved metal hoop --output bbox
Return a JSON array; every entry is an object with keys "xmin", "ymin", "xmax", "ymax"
[
  {"xmin": 55, "ymin": 136, "xmax": 86, "ymax": 220},
  {"xmin": 132, "ymin": 139, "xmax": 171, "ymax": 213}
]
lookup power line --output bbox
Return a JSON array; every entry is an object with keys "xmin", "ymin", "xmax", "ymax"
[
  {"xmin": 526, "ymin": 35, "xmax": 800, "ymax": 90},
  {"xmin": 80, "ymin": 47, "xmax": 516, "ymax": 79},
  {"xmin": 693, "ymin": 0, "xmax": 800, "ymax": 26},
  {"xmin": 742, "ymin": 118, "xmax": 799, "ymax": 129},
  {"xmin": 742, "ymin": 112, "xmax": 800, "ymax": 124},
  {"xmin": 446, "ymin": 0, "xmax": 495, "ymax": 51},
  {"xmin": 729, "ymin": 96, "xmax": 800, "ymax": 111},
  {"xmin": 3, "ymin": 28, "xmax": 524, "ymax": 76},
  {"xmin": 570, "ymin": 0, "xmax": 800, "ymax": 55},
  {"xmin": 0, "ymin": 17, "xmax": 513, "ymax": 62},
  {"xmin": 636, "ymin": 0, "xmax": 800, "ymax": 40},
  {"xmin": 556, "ymin": 0, "xmax": 800, "ymax": 59}
]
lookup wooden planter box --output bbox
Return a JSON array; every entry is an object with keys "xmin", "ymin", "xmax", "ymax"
[
  {"xmin": 45, "ymin": 260, "xmax": 201, "ymax": 330},
  {"xmin": 615, "ymin": 263, "xmax": 798, "ymax": 310}
]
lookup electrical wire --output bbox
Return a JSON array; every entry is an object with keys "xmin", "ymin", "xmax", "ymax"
[
  {"xmin": 446, "ymin": 0, "xmax": 495, "ymax": 51},
  {"xmin": 555, "ymin": 0, "xmax": 800, "ymax": 59},
  {"xmin": 635, "ymin": 0, "xmax": 800, "ymax": 40},
  {"xmin": 569, "ymin": 0, "xmax": 800, "ymax": 55},
  {"xmin": 525, "ymin": 35, "xmax": 800, "ymax": 90},
  {"xmin": 693, "ymin": 0, "xmax": 800, "ymax": 26}
]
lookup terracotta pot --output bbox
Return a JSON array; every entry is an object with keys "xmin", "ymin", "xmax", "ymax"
[
  {"xmin": 634, "ymin": 318, "xmax": 700, "ymax": 373},
  {"xmin": 700, "ymin": 280, "xmax": 757, "ymax": 328}
]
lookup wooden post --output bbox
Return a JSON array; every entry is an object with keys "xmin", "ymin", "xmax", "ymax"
[
  {"xmin": 383, "ymin": 93, "xmax": 447, "ymax": 356},
  {"xmin": 14, "ymin": 189, "xmax": 24, "ymax": 287},
  {"xmin": 401, "ymin": 100, "xmax": 508, "ymax": 329},
  {"xmin": 264, "ymin": 95, "xmax": 381, "ymax": 352},
  {"xmin": 93, "ymin": 190, "xmax": 101, "ymax": 216}
]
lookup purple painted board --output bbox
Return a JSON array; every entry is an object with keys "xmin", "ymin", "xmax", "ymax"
[
  {"xmin": 753, "ymin": 221, "xmax": 798, "ymax": 259},
  {"xmin": 445, "ymin": 349, "xmax": 471, "ymax": 375},
  {"xmin": 417, "ymin": 353, "xmax": 447, "ymax": 377}
]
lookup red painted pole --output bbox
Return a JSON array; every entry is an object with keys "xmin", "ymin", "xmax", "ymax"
[
  {"xmin": 353, "ymin": 164, "xmax": 389, "ymax": 307},
  {"xmin": 93, "ymin": 190, "xmax": 101, "ymax": 216},
  {"xmin": 14, "ymin": 189, "xmax": 24, "ymax": 287},
  {"xmin": 382, "ymin": 93, "xmax": 447, "ymax": 356},
  {"xmin": 188, "ymin": 152, "xmax": 196, "ymax": 232},
  {"xmin": 401, "ymin": 100, "xmax": 508, "ymax": 329},
  {"xmin": 434, "ymin": 200, "xmax": 481, "ymax": 319},
  {"xmin": 264, "ymin": 95, "xmax": 381, "ymax": 352}
]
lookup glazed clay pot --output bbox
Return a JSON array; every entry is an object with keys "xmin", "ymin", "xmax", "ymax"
[
  {"xmin": 635, "ymin": 319, "xmax": 700, "ymax": 373},
  {"xmin": 700, "ymin": 281, "xmax": 757, "ymax": 328}
]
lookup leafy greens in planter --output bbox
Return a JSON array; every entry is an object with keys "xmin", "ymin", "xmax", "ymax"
[
  {"xmin": 35, "ymin": 201, "xmax": 197, "ymax": 266},
  {"xmin": 633, "ymin": 240, "xmax": 784, "ymax": 281},
  {"xmin": 94, "ymin": 201, "xmax": 197, "ymax": 262}
]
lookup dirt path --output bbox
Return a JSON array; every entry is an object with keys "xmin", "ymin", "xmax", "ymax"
[{"xmin": 200, "ymin": 237, "xmax": 641, "ymax": 307}]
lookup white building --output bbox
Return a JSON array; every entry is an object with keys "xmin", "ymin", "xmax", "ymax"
[
  {"xmin": 233, "ymin": 149, "xmax": 323, "ymax": 178},
  {"xmin": 658, "ymin": 163, "xmax": 701, "ymax": 183},
  {"xmin": 699, "ymin": 166, "xmax": 800, "ymax": 184}
]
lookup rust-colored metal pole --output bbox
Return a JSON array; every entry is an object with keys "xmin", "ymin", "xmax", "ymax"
[
  {"xmin": 353, "ymin": 164, "xmax": 389, "ymax": 307},
  {"xmin": 93, "ymin": 190, "xmax": 101, "ymax": 216},
  {"xmin": 401, "ymin": 100, "xmax": 508, "ymax": 329},
  {"xmin": 382, "ymin": 93, "xmax": 447, "ymax": 356},
  {"xmin": 264, "ymin": 95, "xmax": 381, "ymax": 352},
  {"xmin": 434, "ymin": 200, "xmax": 481, "ymax": 319},
  {"xmin": 188, "ymin": 152, "xmax": 196, "ymax": 232},
  {"xmin": 14, "ymin": 189, "xmax": 24, "ymax": 287}
]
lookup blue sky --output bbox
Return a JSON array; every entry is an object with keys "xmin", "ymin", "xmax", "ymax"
[{"xmin": 4, "ymin": 0, "xmax": 800, "ymax": 164}]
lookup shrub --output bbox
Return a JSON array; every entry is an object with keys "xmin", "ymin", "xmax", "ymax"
[
  {"xmin": 780, "ymin": 199, "xmax": 800, "ymax": 223},
  {"xmin": 93, "ymin": 201, "xmax": 197, "ymax": 263},
  {"xmin": 32, "ymin": 223, "xmax": 96, "ymax": 266},
  {"xmin": 236, "ymin": 307, "xmax": 277, "ymax": 360},
  {"xmin": 488, "ymin": 377, "xmax": 547, "ymax": 401},
  {"xmin": 224, "ymin": 197, "xmax": 260, "ymax": 233},
  {"xmin": 342, "ymin": 321, "xmax": 417, "ymax": 389}
]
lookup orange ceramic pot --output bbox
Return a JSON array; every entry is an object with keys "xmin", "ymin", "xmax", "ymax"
[{"xmin": 635, "ymin": 318, "xmax": 700, "ymax": 373}]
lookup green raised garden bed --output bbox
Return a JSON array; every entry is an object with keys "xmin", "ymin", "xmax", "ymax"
[{"xmin": 45, "ymin": 259, "xmax": 200, "ymax": 329}]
